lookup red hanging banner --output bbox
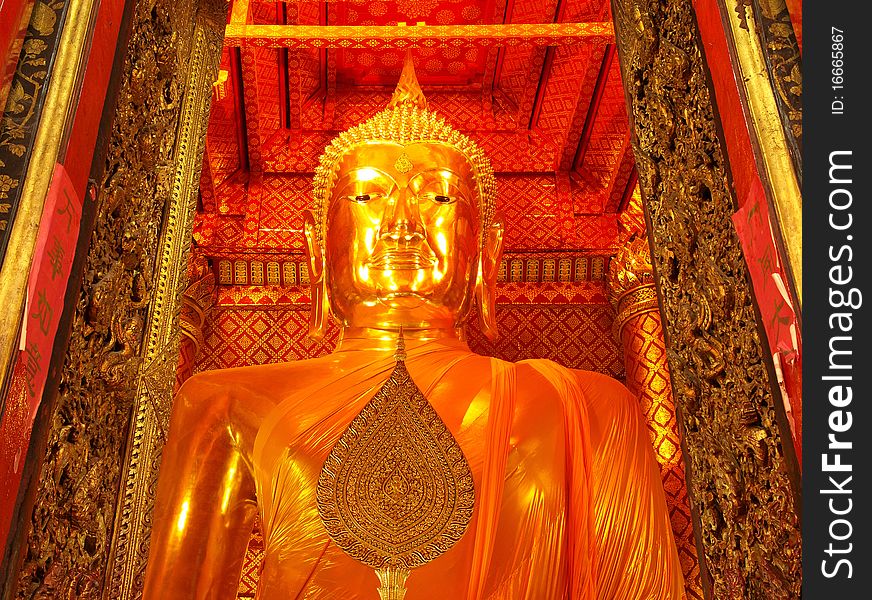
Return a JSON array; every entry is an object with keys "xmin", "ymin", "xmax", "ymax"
[{"xmin": 0, "ymin": 163, "xmax": 81, "ymax": 547}]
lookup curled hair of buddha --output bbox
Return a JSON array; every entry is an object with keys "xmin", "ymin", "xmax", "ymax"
[{"xmin": 312, "ymin": 59, "xmax": 497, "ymax": 250}]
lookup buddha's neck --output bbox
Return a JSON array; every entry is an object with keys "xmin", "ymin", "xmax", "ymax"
[{"xmin": 336, "ymin": 325, "xmax": 466, "ymax": 353}]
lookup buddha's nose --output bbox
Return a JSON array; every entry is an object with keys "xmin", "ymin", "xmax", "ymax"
[{"xmin": 381, "ymin": 188, "xmax": 423, "ymax": 243}]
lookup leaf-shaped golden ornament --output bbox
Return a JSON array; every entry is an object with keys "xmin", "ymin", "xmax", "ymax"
[
  {"xmin": 317, "ymin": 339, "xmax": 475, "ymax": 599},
  {"xmin": 31, "ymin": 2, "xmax": 57, "ymax": 36}
]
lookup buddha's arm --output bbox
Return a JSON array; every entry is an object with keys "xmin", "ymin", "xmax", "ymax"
[
  {"xmin": 582, "ymin": 375, "xmax": 685, "ymax": 600},
  {"xmin": 143, "ymin": 379, "xmax": 258, "ymax": 600}
]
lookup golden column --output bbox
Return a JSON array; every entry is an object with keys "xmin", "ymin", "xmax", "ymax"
[{"xmin": 608, "ymin": 236, "xmax": 704, "ymax": 600}]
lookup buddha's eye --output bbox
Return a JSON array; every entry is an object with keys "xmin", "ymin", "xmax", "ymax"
[
  {"xmin": 434, "ymin": 195, "xmax": 452, "ymax": 204},
  {"xmin": 352, "ymin": 194, "xmax": 371, "ymax": 203}
]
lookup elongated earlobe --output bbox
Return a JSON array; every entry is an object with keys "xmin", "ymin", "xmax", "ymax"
[
  {"xmin": 309, "ymin": 272, "xmax": 331, "ymax": 342},
  {"xmin": 476, "ymin": 217, "xmax": 504, "ymax": 340},
  {"xmin": 304, "ymin": 211, "xmax": 331, "ymax": 341}
]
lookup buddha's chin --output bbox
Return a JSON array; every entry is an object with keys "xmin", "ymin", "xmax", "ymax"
[{"xmin": 374, "ymin": 288, "xmax": 430, "ymax": 310}]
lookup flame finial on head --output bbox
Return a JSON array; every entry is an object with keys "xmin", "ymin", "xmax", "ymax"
[{"xmin": 388, "ymin": 51, "xmax": 428, "ymax": 110}]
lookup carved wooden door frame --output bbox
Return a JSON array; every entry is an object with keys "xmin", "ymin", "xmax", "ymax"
[
  {"xmin": 103, "ymin": 3, "xmax": 228, "ymax": 598},
  {"xmin": 5, "ymin": 0, "xmax": 801, "ymax": 598}
]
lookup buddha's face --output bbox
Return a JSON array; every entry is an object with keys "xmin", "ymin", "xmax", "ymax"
[{"xmin": 321, "ymin": 142, "xmax": 482, "ymax": 330}]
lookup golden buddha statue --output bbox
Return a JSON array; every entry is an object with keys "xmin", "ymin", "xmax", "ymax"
[{"xmin": 143, "ymin": 57, "xmax": 684, "ymax": 600}]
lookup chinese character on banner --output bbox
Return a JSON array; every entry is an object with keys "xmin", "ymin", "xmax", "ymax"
[
  {"xmin": 17, "ymin": 164, "xmax": 81, "ymax": 417},
  {"xmin": 0, "ymin": 165, "xmax": 82, "ymax": 567}
]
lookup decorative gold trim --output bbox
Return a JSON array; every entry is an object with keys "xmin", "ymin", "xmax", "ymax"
[
  {"xmin": 222, "ymin": 22, "xmax": 615, "ymax": 48},
  {"xmin": 0, "ymin": 0, "xmax": 102, "ymax": 405},
  {"xmin": 393, "ymin": 152, "xmax": 413, "ymax": 174},
  {"xmin": 720, "ymin": 0, "xmax": 802, "ymax": 308},
  {"xmin": 612, "ymin": 283, "xmax": 659, "ymax": 337},
  {"xmin": 611, "ymin": 0, "xmax": 802, "ymax": 596},
  {"xmin": 607, "ymin": 234, "xmax": 659, "ymax": 336},
  {"xmin": 104, "ymin": 16, "xmax": 223, "ymax": 600},
  {"xmin": 178, "ymin": 255, "xmax": 216, "ymax": 359}
]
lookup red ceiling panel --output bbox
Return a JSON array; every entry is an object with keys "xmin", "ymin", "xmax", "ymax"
[
  {"xmin": 198, "ymin": 0, "xmax": 635, "ymax": 260},
  {"xmin": 327, "ymin": 0, "xmax": 500, "ymax": 88}
]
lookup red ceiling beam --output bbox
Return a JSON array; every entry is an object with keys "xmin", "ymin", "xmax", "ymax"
[
  {"xmin": 603, "ymin": 131, "xmax": 635, "ymax": 213},
  {"xmin": 557, "ymin": 45, "xmax": 606, "ymax": 170},
  {"xmin": 570, "ymin": 44, "xmax": 615, "ymax": 175},
  {"xmin": 238, "ymin": 49, "xmax": 265, "ymax": 173},
  {"xmin": 199, "ymin": 143, "xmax": 218, "ymax": 213},
  {"xmin": 223, "ymin": 22, "xmax": 615, "ymax": 49},
  {"xmin": 518, "ymin": 47, "xmax": 549, "ymax": 130},
  {"xmin": 232, "ymin": 0, "xmax": 264, "ymax": 173},
  {"xmin": 286, "ymin": 50, "xmax": 302, "ymax": 131},
  {"xmin": 323, "ymin": 49, "xmax": 337, "ymax": 126},
  {"xmin": 480, "ymin": 48, "xmax": 500, "ymax": 120}
]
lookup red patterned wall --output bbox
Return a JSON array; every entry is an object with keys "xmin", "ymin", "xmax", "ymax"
[
  {"xmin": 195, "ymin": 303, "xmax": 624, "ymax": 378},
  {"xmin": 196, "ymin": 173, "xmax": 624, "ymax": 253}
]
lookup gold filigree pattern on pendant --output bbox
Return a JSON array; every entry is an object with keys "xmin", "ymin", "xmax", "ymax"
[{"xmin": 317, "ymin": 343, "xmax": 475, "ymax": 598}]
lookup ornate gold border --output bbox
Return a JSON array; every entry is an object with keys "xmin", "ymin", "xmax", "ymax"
[
  {"xmin": 719, "ymin": 0, "xmax": 803, "ymax": 308},
  {"xmin": 612, "ymin": 282, "xmax": 660, "ymax": 337},
  {"xmin": 103, "ymin": 12, "xmax": 225, "ymax": 600},
  {"xmin": 0, "ymin": 0, "xmax": 102, "ymax": 405}
]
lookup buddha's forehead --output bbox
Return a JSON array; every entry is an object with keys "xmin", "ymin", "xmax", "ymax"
[{"xmin": 334, "ymin": 141, "xmax": 477, "ymax": 186}]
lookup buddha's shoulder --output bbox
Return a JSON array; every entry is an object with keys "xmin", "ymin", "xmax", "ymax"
[
  {"xmin": 177, "ymin": 355, "xmax": 336, "ymax": 401},
  {"xmin": 509, "ymin": 357, "xmax": 631, "ymax": 399},
  {"xmin": 506, "ymin": 358, "xmax": 636, "ymax": 427}
]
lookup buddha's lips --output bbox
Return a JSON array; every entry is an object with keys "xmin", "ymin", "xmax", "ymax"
[{"xmin": 367, "ymin": 248, "xmax": 437, "ymax": 270}]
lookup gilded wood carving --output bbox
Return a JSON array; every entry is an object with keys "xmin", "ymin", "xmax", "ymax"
[
  {"xmin": 9, "ymin": 0, "xmax": 225, "ymax": 598},
  {"xmin": 610, "ymin": 0, "xmax": 801, "ymax": 597}
]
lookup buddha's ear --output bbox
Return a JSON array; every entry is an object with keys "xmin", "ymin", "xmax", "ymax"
[
  {"xmin": 303, "ymin": 210, "xmax": 330, "ymax": 341},
  {"xmin": 475, "ymin": 214, "xmax": 504, "ymax": 340}
]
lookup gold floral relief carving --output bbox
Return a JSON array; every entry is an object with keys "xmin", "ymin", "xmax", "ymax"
[
  {"xmin": 179, "ymin": 253, "xmax": 217, "ymax": 357},
  {"xmin": 10, "ymin": 0, "xmax": 225, "ymax": 598},
  {"xmin": 610, "ymin": 0, "xmax": 801, "ymax": 598},
  {"xmin": 0, "ymin": 0, "xmax": 66, "ymax": 239},
  {"xmin": 608, "ymin": 235, "xmax": 659, "ymax": 337},
  {"xmin": 106, "ymin": 11, "xmax": 225, "ymax": 600}
]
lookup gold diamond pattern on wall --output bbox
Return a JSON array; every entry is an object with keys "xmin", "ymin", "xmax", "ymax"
[
  {"xmin": 620, "ymin": 309, "xmax": 703, "ymax": 600},
  {"xmin": 467, "ymin": 305, "xmax": 625, "ymax": 378},
  {"xmin": 236, "ymin": 520, "xmax": 265, "ymax": 599},
  {"xmin": 214, "ymin": 252, "xmax": 613, "ymax": 289}
]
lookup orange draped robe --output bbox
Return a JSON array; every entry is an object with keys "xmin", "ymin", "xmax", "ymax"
[{"xmin": 148, "ymin": 338, "xmax": 684, "ymax": 599}]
